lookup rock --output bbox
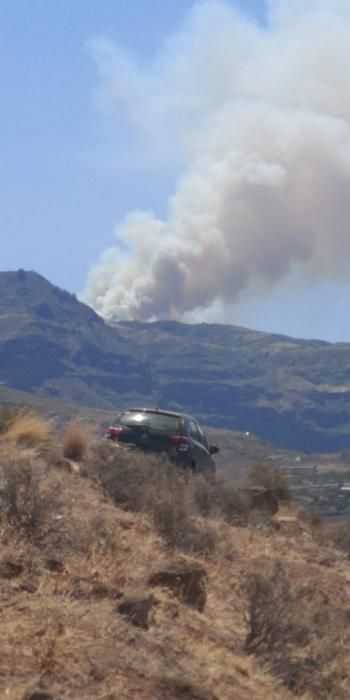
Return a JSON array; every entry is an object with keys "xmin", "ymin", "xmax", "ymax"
[
  {"xmin": 319, "ymin": 555, "xmax": 337, "ymax": 568},
  {"xmin": 0, "ymin": 560, "xmax": 24, "ymax": 579},
  {"xmin": 148, "ymin": 560, "xmax": 207, "ymax": 612},
  {"xmin": 64, "ymin": 459, "xmax": 81, "ymax": 474},
  {"xmin": 158, "ymin": 678, "xmax": 218, "ymax": 700},
  {"xmin": 117, "ymin": 592, "xmax": 155, "ymax": 629},
  {"xmin": 45, "ymin": 558, "xmax": 64, "ymax": 573}
]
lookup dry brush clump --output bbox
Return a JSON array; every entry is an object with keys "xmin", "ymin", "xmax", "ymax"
[
  {"xmin": 323, "ymin": 520, "xmax": 350, "ymax": 557},
  {"xmin": 0, "ymin": 404, "xmax": 19, "ymax": 433},
  {"xmin": 298, "ymin": 508, "xmax": 323, "ymax": 529},
  {"xmin": 245, "ymin": 562, "xmax": 308, "ymax": 656},
  {"xmin": 191, "ymin": 473, "xmax": 250, "ymax": 524},
  {"xmin": 88, "ymin": 443, "xmax": 219, "ymax": 555},
  {"xmin": 0, "ymin": 408, "xmax": 53, "ymax": 448},
  {"xmin": 88, "ymin": 443, "xmax": 271, "ymax": 553},
  {"xmin": 244, "ymin": 561, "xmax": 350, "ymax": 698},
  {"xmin": 62, "ymin": 420, "xmax": 89, "ymax": 461},
  {"xmin": 249, "ymin": 463, "xmax": 291, "ymax": 503},
  {"xmin": 1, "ymin": 457, "xmax": 58, "ymax": 538}
]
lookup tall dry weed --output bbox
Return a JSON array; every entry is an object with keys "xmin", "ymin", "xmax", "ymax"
[
  {"xmin": 249, "ymin": 463, "xmax": 291, "ymax": 502},
  {"xmin": 62, "ymin": 421, "xmax": 89, "ymax": 461},
  {"xmin": 244, "ymin": 561, "xmax": 349, "ymax": 698},
  {"xmin": 0, "ymin": 404, "xmax": 19, "ymax": 433},
  {"xmin": 245, "ymin": 562, "xmax": 307, "ymax": 655},
  {"xmin": 1, "ymin": 458, "xmax": 54, "ymax": 537},
  {"xmin": 323, "ymin": 520, "xmax": 350, "ymax": 556},
  {"xmin": 191, "ymin": 473, "xmax": 250, "ymax": 524},
  {"xmin": 2, "ymin": 409, "xmax": 53, "ymax": 447}
]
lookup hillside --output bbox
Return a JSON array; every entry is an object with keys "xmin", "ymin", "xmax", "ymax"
[
  {"xmin": 2, "ymin": 383, "xmax": 350, "ymax": 520},
  {"xmin": 1, "ymin": 413, "xmax": 350, "ymax": 699},
  {"xmin": 2, "ymin": 270, "xmax": 350, "ymax": 451}
]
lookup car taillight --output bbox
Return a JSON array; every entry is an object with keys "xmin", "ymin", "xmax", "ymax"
[
  {"xmin": 105, "ymin": 426, "xmax": 123, "ymax": 439},
  {"xmin": 169, "ymin": 435, "xmax": 190, "ymax": 450}
]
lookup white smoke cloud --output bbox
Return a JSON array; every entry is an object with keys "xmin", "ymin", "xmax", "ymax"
[{"xmin": 83, "ymin": 0, "xmax": 350, "ymax": 321}]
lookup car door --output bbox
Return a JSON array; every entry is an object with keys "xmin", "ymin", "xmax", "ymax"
[
  {"xmin": 195, "ymin": 422, "xmax": 215, "ymax": 471},
  {"xmin": 187, "ymin": 420, "xmax": 211, "ymax": 471}
]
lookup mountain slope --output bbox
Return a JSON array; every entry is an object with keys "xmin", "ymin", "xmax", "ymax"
[
  {"xmin": 2, "ymin": 269, "xmax": 350, "ymax": 451},
  {"xmin": 0, "ymin": 269, "xmax": 153, "ymax": 407},
  {"xmin": 119, "ymin": 320, "xmax": 350, "ymax": 451}
]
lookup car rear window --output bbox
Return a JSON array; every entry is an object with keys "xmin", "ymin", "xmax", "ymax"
[{"xmin": 116, "ymin": 411, "xmax": 183, "ymax": 433}]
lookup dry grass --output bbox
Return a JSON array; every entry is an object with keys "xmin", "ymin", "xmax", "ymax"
[
  {"xmin": 1, "ymin": 420, "xmax": 350, "ymax": 699},
  {"xmin": 245, "ymin": 562, "xmax": 310, "ymax": 662},
  {"xmin": 1, "ymin": 457, "xmax": 54, "ymax": 537},
  {"xmin": 0, "ymin": 404, "xmax": 19, "ymax": 433},
  {"xmin": 62, "ymin": 420, "xmax": 89, "ymax": 461},
  {"xmin": 88, "ymin": 443, "xmax": 219, "ymax": 555},
  {"xmin": 249, "ymin": 463, "xmax": 291, "ymax": 502},
  {"xmin": 192, "ymin": 473, "xmax": 250, "ymax": 524},
  {"xmin": 1, "ymin": 408, "xmax": 53, "ymax": 447},
  {"xmin": 323, "ymin": 520, "xmax": 350, "ymax": 556},
  {"xmin": 244, "ymin": 560, "xmax": 350, "ymax": 698}
]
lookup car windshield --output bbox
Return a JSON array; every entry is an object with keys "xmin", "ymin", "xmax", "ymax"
[{"xmin": 116, "ymin": 411, "xmax": 183, "ymax": 433}]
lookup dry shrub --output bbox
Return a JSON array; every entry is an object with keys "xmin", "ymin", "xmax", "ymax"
[
  {"xmin": 0, "ymin": 455, "xmax": 96, "ymax": 553},
  {"xmin": 249, "ymin": 463, "xmax": 291, "ymax": 502},
  {"xmin": 89, "ymin": 442, "xmax": 161, "ymax": 511},
  {"xmin": 62, "ymin": 421, "xmax": 89, "ymax": 461},
  {"xmin": 245, "ymin": 562, "xmax": 348, "ymax": 698},
  {"xmin": 0, "ymin": 404, "xmax": 19, "ymax": 433},
  {"xmin": 152, "ymin": 495, "xmax": 217, "ymax": 555},
  {"xmin": 3, "ymin": 409, "xmax": 53, "ymax": 447},
  {"xmin": 89, "ymin": 443, "xmax": 217, "ymax": 554},
  {"xmin": 323, "ymin": 520, "xmax": 350, "ymax": 556},
  {"xmin": 1, "ymin": 458, "xmax": 55, "ymax": 537},
  {"xmin": 298, "ymin": 508, "xmax": 323, "ymax": 528},
  {"xmin": 214, "ymin": 478, "xmax": 251, "ymax": 524},
  {"xmin": 192, "ymin": 474, "xmax": 250, "ymax": 524},
  {"xmin": 245, "ymin": 562, "xmax": 307, "ymax": 655}
]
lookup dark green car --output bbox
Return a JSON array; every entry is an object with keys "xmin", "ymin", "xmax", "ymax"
[{"xmin": 105, "ymin": 407, "xmax": 219, "ymax": 473}]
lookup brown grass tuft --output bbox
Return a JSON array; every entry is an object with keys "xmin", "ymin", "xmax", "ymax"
[
  {"xmin": 249, "ymin": 463, "xmax": 291, "ymax": 502},
  {"xmin": 244, "ymin": 560, "xmax": 350, "ymax": 697},
  {"xmin": 62, "ymin": 421, "xmax": 89, "ymax": 461},
  {"xmin": 1, "ymin": 458, "xmax": 56, "ymax": 537},
  {"xmin": 0, "ymin": 404, "xmax": 19, "ymax": 433},
  {"xmin": 191, "ymin": 473, "xmax": 250, "ymax": 524},
  {"xmin": 323, "ymin": 521, "xmax": 350, "ymax": 556},
  {"xmin": 2, "ymin": 409, "xmax": 53, "ymax": 447},
  {"xmin": 245, "ymin": 561, "xmax": 307, "ymax": 656}
]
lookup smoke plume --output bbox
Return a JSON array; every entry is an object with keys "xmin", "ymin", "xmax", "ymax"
[{"xmin": 83, "ymin": 0, "xmax": 350, "ymax": 322}]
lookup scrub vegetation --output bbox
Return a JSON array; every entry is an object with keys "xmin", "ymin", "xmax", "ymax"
[{"xmin": 1, "ymin": 408, "xmax": 350, "ymax": 699}]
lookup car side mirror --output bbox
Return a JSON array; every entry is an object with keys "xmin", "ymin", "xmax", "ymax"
[{"xmin": 209, "ymin": 445, "xmax": 219, "ymax": 455}]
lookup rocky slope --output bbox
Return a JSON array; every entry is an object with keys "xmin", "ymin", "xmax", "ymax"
[{"xmin": 1, "ymin": 419, "xmax": 350, "ymax": 700}]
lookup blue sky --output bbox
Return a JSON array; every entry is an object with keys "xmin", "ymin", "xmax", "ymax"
[{"xmin": 2, "ymin": 0, "xmax": 350, "ymax": 342}]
